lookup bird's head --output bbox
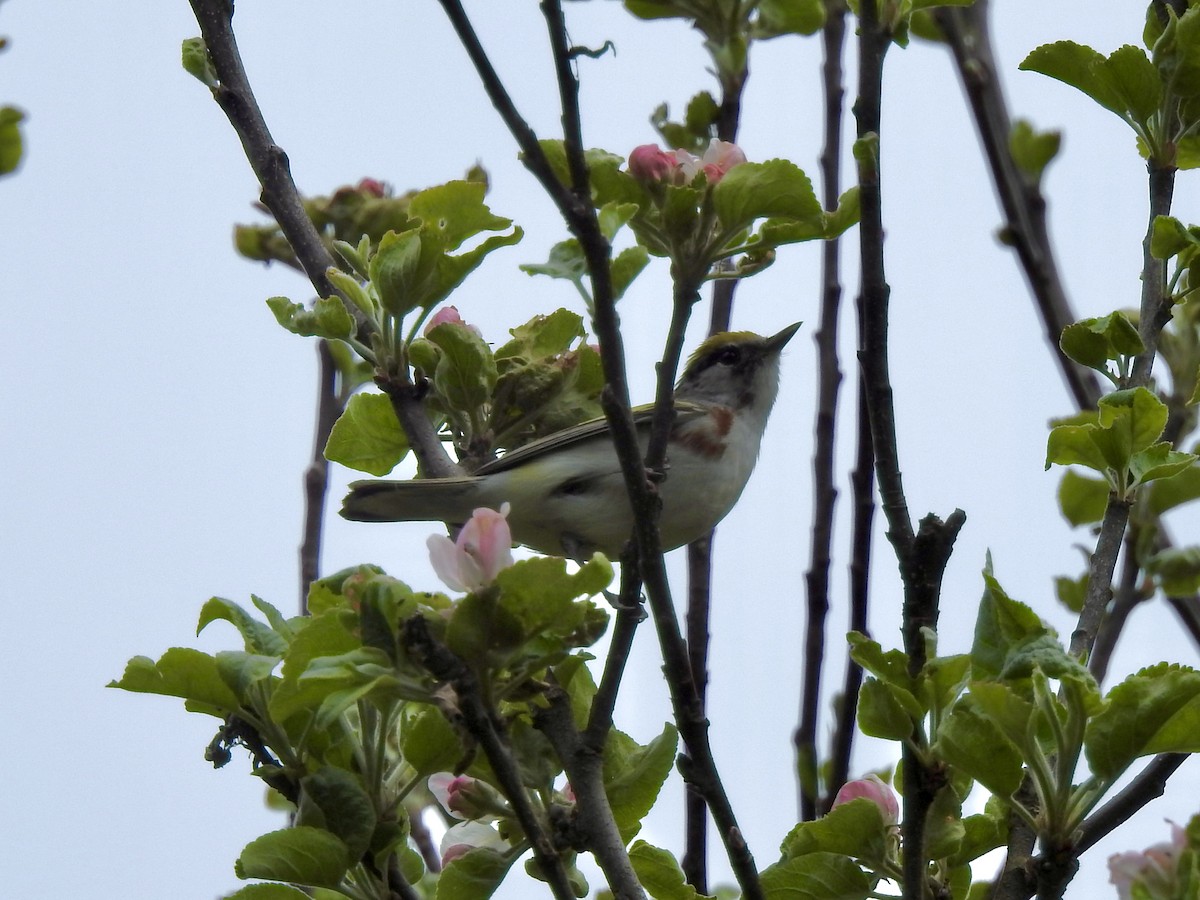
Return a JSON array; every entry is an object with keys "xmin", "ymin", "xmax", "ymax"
[{"xmin": 675, "ymin": 322, "xmax": 800, "ymax": 420}]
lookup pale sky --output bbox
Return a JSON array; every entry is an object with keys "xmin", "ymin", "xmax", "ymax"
[{"xmin": 3, "ymin": 2, "xmax": 1198, "ymax": 898}]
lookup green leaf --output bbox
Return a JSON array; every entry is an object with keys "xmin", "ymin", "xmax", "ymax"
[
  {"xmin": 858, "ymin": 677, "xmax": 918, "ymax": 740},
  {"xmin": 436, "ymin": 847, "xmax": 513, "ymax": 900},
  {"xmin": 847, "ymin": 632, "xmax": 913, "ymax": 690},
  {"xmin": 1130, "ymin": 443, "xmax": 1197, "ymax": 487},
  {"xmin": 1020, "ymin": 42, "xmax": 1131, "ymax": 120},
  {"xmin": 181, "ymin": 37, "xmax": 218, "ymax": 89},
  {"xmin": 712, "ymin": 159, "xmax": 822, "ymax": 231},
  {"xmin": 369, "ymin": 229, "xmax": 427, "ymax": 317},
  {"xmin": 1151, "ymin": 215, "xmax": 1200, "ymax": 259},
  {"xmin": 1146, "ymin": 546, "xmax": 1200, "ymax": 595},
  {"xmin": 520, "ymin": 239, "xmax": 587, "ymax": 287},
  {"xmin": 297, "ymin": 767, "xmax": 377, "ymax": 860},
  {"xmin": 109, "ymin": 648, "xmax": 240, "ymax": 715},
  {"xmin": 754, "ymin": 0, "xmax": 825, "ymax": 37},
  {"xmin": 495, "ymin": 309, "xmax": 587, "ymax": 362},
  {"xmin": 198, "ymin": 597, "xmax": 288, "ymax": 656},
  {"xmin": 926, "ymin": 785, "xmax": 966, "ymax": 861},
  {"xmin": 1057, "ymin": 469, "xmax": 1109, "ymax": 526},
  {"xmin": 604, "ymin": 724, "xmax": 679, "ymax": 843},
  {"xmin": 1009, "ymin": 120, "xmax": 1061, "ymax": 181},
  {"xmin": 1086, "ymin": 663, "xmax": 1200, "ymax": 780},
  {"xmin": 426, "ymin": 320, "xmax": 498, "ymax": 413},
  {"xmin": 628, "ymin": 841, "xmax": 706, "ymax": 900},
  {"xmin": 611, "ymin": 245, "xmax": 651, "ymax": 300},
  {"xmin": 280, "ymin": 608, "xmax": 361, "ymax": 682},
  {"xmin": 216, "ymin": 651, "xmax": 280, "ymax": 701},
  {"xmin": 234, "ymin": 827, "xmax": 351, "ymax": 889},
  {"xmin": 324, "ymin": 392, "xmax": 409, "ymax": 476},
  {"xmin": 1054, "ymin": 573, "xmax": 1088, "ymax": 613},
  {"xmin": 935, "ymin": 699, "xmax": 1024, "ymax": 798},
  {"xmin": 409, "ymin": 180, "xmax": 513, "ymax": 252},
  {"xmin": 0, "ymin": 105, "xmax": 23, "ymax": 176},
  {"xmin": 948, "ymin": 811, "xmax": 1008, "ymax": 867},
  {"xmin": 1059, "ymin": 313, "xmax": 1144, "ymax": 369},
  {"xmin": 401, "ymin": 707, "xmax": 465, "ymax": 776},
  {"xmin": 781, "ymin": 798, "xmax": 889, "ymax": 868},
  {"xmin": 1107, "ymin": 44, "xmax": 1163, "ymax": 124},
  {"xmin": 759, "ymin": 852, "xmax": 872, "ymax": 900},
  {"xmin": 266, "ymin": 296, "xmax": 355, "ymax": 341},
  {"xmin": 971, "ymin": 568, "xmax": 1048, "ymax": 680}
]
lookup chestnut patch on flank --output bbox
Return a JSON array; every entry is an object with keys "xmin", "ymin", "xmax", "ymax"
[{"xmin": 672, "ymin": 406, "xmax": 733, "ymax": 459}]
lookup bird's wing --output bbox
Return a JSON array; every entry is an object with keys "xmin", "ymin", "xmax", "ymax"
[{"xmin": 474, "ymin": 400, "xmax": 710, "ymax": 476}]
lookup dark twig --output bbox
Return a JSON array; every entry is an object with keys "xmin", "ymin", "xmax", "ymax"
[
  {"xmin": 1088, "ymin": 532, "xmax": 1147, "ymax": 684},
  {"xmin": 299, "ymin": 340, "xmax": 346, "ymax": 611},
  {"xmin": 401, "ymin": 616, "xmax": 578, "ymax": 900},
  {"xmin": 186, "ymin": 0, "xmax": 454, "ymax": 478},
  {"xmin": 683, "ymin": 533, "xmax": 713, "ymax": 893},
  {"xmin": 536, "ymin": 692, "xmax": 646, "ymax": 900},
  {"xmin": 1068, "ymin": 497, "xmax": 1131, "ymax": 663},
  {"xmin": 798, "ymin": 0, "xmax": 848, "ymax": 822},
  {"xmin": 826, "ymin": 387, "xmax": 874, "ymax": 813},
  {"xmin": 585, "ymin": 549, "xmax": 646, "ymax": 748},
  {"xmin": 1076, "ymin": 753, "xmax": 1190, "ymax": 854},
  {"xmin": 437, "ymin": 5, "xmax": 762, "ymax": 895},
  {"xmin": 683, "ymin": 31, "xmax": 751, "ymax": 885},
  {"xmin": 935, "ymin": 1, "xmax": 1100, "ymax": 411},
  {"xmin": 855, "ymin": 7, "xmax": 969, "ymax": 896}
]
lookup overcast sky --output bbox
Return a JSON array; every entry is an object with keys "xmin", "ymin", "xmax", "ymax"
[{"xmin": 3, "ymin": 2, "xmax": 1199, "ymax": 898}]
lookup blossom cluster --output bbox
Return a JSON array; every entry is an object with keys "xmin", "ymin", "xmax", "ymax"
[{"xmin": 627, "ymin": 139, "xmax": 747, "ymax": 186}]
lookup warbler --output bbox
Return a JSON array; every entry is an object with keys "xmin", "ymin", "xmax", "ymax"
[{"xmin": 340, "ymin": 323, "xmax": 799, "ymax": 556}]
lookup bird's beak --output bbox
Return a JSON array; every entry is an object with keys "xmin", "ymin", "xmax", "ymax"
[{"xmin": 764, "ymin": 322, "xmax": 802, "ymax": 353}]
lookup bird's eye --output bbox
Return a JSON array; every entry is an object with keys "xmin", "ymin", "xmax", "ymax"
[{"xmin": 717, "ymin": 346, "xmax": 741, "ymax": 366}]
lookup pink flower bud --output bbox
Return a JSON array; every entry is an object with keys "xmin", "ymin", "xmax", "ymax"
[
  {"xmin": 424, "ymin": 305, "xmax": 481, "ymax": 337},
  {"xmin": 427, "ymin": 504, "xmax": 514, "ymax": 593},
  {"xmin": 628, "ymin": 144, "xmax": 678, "ymax": 182},
  {"xmin": 832, "ymin": 774, "xmax": 900, "ymax": 827},
  {"xmin": 356, "ymin": 177, "xmax": 388, "ymax": 197},
  {"xmin": 428, "ymin": 772, "xmax": 503, "ymax": 820}
]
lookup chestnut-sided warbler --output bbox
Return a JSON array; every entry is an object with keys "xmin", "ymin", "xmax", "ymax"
[{"xmin": 340, "ymin": 323, "xmax": 799, "ymax": 556}]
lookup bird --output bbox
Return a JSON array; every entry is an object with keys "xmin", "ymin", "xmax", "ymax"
[{"xmin": 340, "ymin": 323, "xmax": 799, "ymax": 557}]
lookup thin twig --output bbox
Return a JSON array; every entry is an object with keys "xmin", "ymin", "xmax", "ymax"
[
  {"xmin": 536, "ymin": 692, "xmax": 647, "ymax": 900},
  {"xmin": 934, "ymin": 1, "xmax": 1100, "ymax": 411},
  {"xmin": 585, "ymin": 550, "xmax": 646, "ymax": 748},
  {"xmin": 401, "ymin": 616, "xmax": 578, "ymax": 900},
  {"xmin": 1089, "ymin": 532, "xmax": 1147, "ymax": 684},
  {"xmin": 437, "ymin": 5, "xmax": 763, "ymax": 895},
  {"xmin": 186, "ymin": 0, "xmax": 454, "ymax": 478},
  {"xmin": 825, "ymin": 387, "xmax": 873, "ymax": 814},
  {"xmin": 798, "ymin": 0, "xmax": 848, "ymax": 823},
  {"xmin": 299, "ymin": 340, "xmax": 345, "ymax": 611},
  {"xmin": 1076, "ymin": 753, "xmax": 1190, "ymax": 854}
]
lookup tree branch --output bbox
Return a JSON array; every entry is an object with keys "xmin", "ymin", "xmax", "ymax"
[
  {"xmin": 934, "ymin": 1, "xmax": 1100, "ymax": 411},
  {"xmin": 536, "ymin": 691, "xmax": 647, "ymax": 900},
  {"xmin": 299, "ymin": 340, "xmax": 345, "ymax": 611},
  {"xmin": 401, "ymin": 616, "xmax": 578, "ymax": 900},
  {"xmin": 799, "ymin": 0, "xmax": 848, "ymax": 822},
  {"xmin": 186, "ymin": 0, "xmax": 454, "ymax": 478}
]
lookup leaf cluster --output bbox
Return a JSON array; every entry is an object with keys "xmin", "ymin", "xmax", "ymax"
[
  {"xmin": 1022, "ymin": 2, "xmax": 1200, "ymax": 168},
  {"xmin": 108, "ymin": 555, "xmax": 683, "ymax": 898}
]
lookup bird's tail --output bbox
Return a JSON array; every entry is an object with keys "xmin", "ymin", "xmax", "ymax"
[{"xmin": 340, "ymin": 478, "xmax": 482, "ymax": 524}]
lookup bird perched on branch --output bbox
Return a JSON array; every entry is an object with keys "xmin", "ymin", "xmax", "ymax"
[{"xmin": 341, "ymin": 323, "xmax": 799, "ymax": 557}]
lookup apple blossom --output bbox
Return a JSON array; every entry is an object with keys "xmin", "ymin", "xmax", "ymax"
[
  {"xmin": 1108, "ymin": 822, "xmax": 1188, "ymax": 900},
  {"xmin": 673, "ymin": 139, "xmax": 747, "ymax": 185},
  {"xmin": 440, "ymin": 820, "xmax": 510, "ymax": 866},
  {"xmin": 427, "ymin": 504, "xmax": 514, "ymax": 592},
  {"xmin": 832, "ymin": 774, "xmax": 900, "ymax": 827}
]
